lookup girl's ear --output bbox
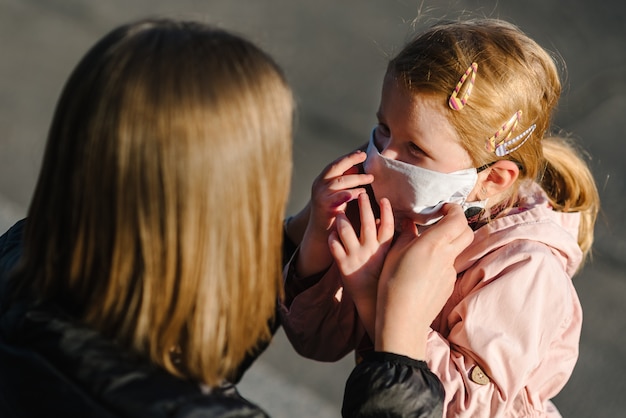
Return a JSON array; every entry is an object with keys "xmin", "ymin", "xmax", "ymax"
[{"xmin": 478, "ymin": 160, "xmax": 520, "ymax": 199}]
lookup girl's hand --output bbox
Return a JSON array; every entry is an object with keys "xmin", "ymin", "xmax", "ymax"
[
  {"xmin": 375, "ymin": 204, "xmax": 474, "ymax": 360},
  {"xmin": 296, "ymin": 150, "xmax": 374, "ymax": 277},
  {"xmin": 329, "ymin": 194, "xmax": 394, "ymax": 338}
]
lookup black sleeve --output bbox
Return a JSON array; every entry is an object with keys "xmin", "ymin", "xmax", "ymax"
[
  {"xmin": 0, "ymin": 219, "xmax": 25, "ymax": 274},
  {"xmin": 342, "ymin": 351, "xmax": 445, "ymax": 418},
  {"xmin": 0, "ymin": 219, "xmax": 26, "ymax": 312}
]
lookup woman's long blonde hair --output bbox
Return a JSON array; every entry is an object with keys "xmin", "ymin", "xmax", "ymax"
[
  {"xmin": 388, "ymin": 18, "xmax": 599, "ymax": 260},
  {"xmin": 15, "ymin": 19, "xmax": 293, "ymax": 386}
]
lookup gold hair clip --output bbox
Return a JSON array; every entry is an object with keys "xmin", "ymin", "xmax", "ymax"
[
  {"xmin": 486, "ymin": 111, "xmax": 521, "ymax": 153},
  {"xmin": 486, "ymin": 110, "xmax": 536, "ymax": 156},
  {"xmin": 449, "ymin": 62, "xmax": 478, "ymax": 110}
]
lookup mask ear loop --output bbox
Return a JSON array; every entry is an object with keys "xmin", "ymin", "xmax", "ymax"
[
  {"xmin": 477, "ymin": 160, "xmax": 525, "ymax": 173},
  {"xmin": 449, "ymin": 62, "xmax": 478, "ymax": 110}
]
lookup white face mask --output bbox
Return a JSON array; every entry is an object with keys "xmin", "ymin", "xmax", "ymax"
[{"xmin": 363, "ymin": 129, "xmax": 486, "ymax": 226}]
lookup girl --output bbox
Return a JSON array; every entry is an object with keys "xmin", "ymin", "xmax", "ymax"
[{"xmin": 281, "ymin": 18, "xmax": 600, "ymax": 417}]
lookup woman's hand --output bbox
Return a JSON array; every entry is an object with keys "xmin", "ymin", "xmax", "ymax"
[{"xmin": 375, "ymin": 203, "xmax": 474, "ymax": 360}]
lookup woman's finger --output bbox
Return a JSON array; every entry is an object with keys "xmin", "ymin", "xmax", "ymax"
[{"xmin": 418, "ymin": 204, "xmax": 473, "ymax": 256}]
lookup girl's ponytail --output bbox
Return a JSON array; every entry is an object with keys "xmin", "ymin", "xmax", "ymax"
[{"xmin": 540, "ymin": 136, "xmax": 600, "ymax": 261}]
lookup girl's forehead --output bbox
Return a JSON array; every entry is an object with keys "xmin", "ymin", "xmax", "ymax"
[
  {"xmin": 378, "ymin": 78, "xmax": 472, "ymax": 167},
  {"xmin": 378, "ymin": 79, "xmax": 446, "ymax": 128}
]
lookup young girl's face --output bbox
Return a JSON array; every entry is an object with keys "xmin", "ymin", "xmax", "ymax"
[{"xmin": 374, "ymin": 74, "xmax": 473, "ymax": 174}]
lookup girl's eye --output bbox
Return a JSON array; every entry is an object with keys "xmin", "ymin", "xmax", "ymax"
[{"xmin": 408, "ymin": 141, "xmax": 425, "ymax": 156}]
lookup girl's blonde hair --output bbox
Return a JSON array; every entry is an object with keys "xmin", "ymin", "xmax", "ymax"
[
  {"xmin": 388, "ymin": 18, "xmax": 599, "ymax": 259},
  {"xmin": 15, "ymin": 19, "xmax": 293, "ymax": 386}
]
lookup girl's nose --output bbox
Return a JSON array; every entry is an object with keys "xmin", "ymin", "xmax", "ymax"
[
  {"xmin": 373, "ymin": 129, "xmax": 402, "ymax": 161},
  {"xmin": 379, "ymin": 142, "xmax": 399, "ymax": 160}
]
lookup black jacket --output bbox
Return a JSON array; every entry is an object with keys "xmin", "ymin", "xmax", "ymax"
[{"xmin": 0, "ymin": 220, "xmax": 444, "ymax": 417}]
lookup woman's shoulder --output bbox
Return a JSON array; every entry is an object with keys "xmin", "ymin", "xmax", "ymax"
[
  {"xmin": 0, "ymin": 298, "xmax": 269, "ymax": 418},
  {"xmin": 0, "ymin": 219, "xmax": 25, "ymax": 271}
]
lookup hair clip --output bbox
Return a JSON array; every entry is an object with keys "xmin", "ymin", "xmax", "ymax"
[
  {"xmin": 486, "ymin": 111, "xmax": 521, "ymax": 153},
  {"xmin": 448, "ymin": 62, "xmax": 478, "ymax": 110},
  {"xmin": 494, "ymin": 124, "xmax": 536, "ymax": 157}
]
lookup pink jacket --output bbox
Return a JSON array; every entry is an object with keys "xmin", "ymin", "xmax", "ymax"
[{"xmin": 280, "ymin": 182, "xmax": 583, "ymax": 417}]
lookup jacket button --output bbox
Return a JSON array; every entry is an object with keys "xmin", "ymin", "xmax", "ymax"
[{"xmin": 470, "ymin": 365, "xmax": 490, "ymax": 385}]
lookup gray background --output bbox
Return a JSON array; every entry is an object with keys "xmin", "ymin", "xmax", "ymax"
[{"xmin": 1, "ymin": 0, "xmax": 624, "ymax": 416}]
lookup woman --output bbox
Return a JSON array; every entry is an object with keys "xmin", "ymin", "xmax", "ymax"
[{"xmin": 0, "ymin": 18, "xmax": 466, "ymax": 417}]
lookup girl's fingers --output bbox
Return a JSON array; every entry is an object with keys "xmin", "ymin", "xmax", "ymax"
[
  {"xmin": 326, "ymin": 173, "xmax": 373, "ymax": 192},
  {"xmin": 322, "ymin": 149, "xmax": 368, "ymax": 180},
  {"xmin": 329, "ymin": 188, "xmax": 367, "ymax": 209},
  {"xmin": 328, "ymin": 230, "xmax": 347, "ymax": 260},
  {"xmin": 377, "ymin": 198, "xmax": 395, "ymax": 244},
  {"xmin": 358, "ymin": 193, "xmax": 377, "ymax": 243},
  {"xmin": 328, "ymin": 190, "xmax": 358, "ymax": 209},
  {"xmin": 335, "ymin": 212, "xmax": 360, "ymax": 251},
  {"xmin": 319, "ymin": 150, "xmax": 373, "ymax": 192}
]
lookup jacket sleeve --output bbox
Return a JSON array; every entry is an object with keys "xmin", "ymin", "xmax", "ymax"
[
  {"xmin": 427, "ymin": 240, "xmax": 582, "ymax": 417},
  {"xmin": 0, "ymin": 219, "xmax": 25, "ymax": 312},
  {"xmin": 0, "ymin": 219, "xmax": 24, "ymax": 275},
  {"xmin": 279, "ymin": 252, "xmax": 365, "ymax": 362},
  {"xmin": 342, "ymin": 352, "xmax": 445, "ymax": 418}
]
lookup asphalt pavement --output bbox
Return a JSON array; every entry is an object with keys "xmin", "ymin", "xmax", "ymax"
[{"xmin": 1, "ymin": 1, "xmax": 625, "ymax": 417}]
